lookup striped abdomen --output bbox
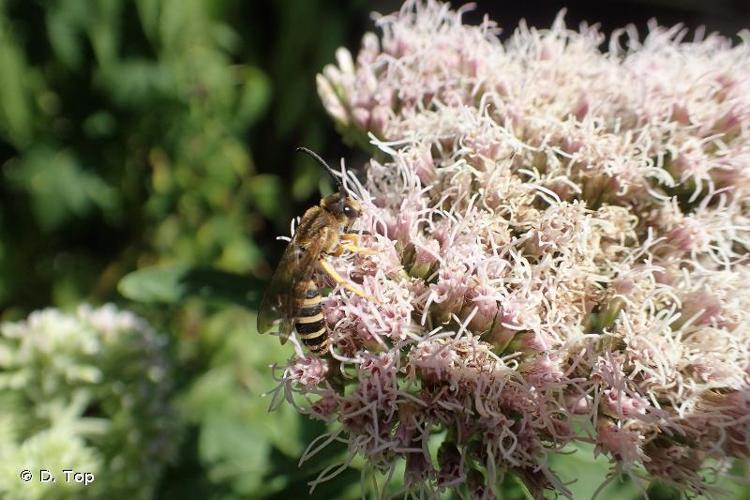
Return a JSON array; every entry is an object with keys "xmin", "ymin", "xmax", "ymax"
[{"xmin": 295, "ymin": 280, "xmax": 329, "ymax": 356}]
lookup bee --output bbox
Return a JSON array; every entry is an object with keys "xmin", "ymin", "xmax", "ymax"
[{"xmin": 257, "ymin": 147, "xmax": 372, "ymax": 356}]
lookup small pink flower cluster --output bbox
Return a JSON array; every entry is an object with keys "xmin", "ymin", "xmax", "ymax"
[{"xmin": 275, "ymin": 1, "xmax": 750, "ymax": 497}]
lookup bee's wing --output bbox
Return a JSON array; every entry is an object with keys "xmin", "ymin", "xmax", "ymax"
[
  {"xmin": 256, "ymin": 236, "xmax": 323, "ymax": 339},
  {"xmin": 257, "ymin": 243, "xmax": 302, "ymax": 336}
]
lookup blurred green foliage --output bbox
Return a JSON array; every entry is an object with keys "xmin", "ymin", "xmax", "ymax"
[
  {"xmin": 0, "ymin": 0, "xmax": 275, "ymax": 313},
  {"xmin": 0, "ymin": 0, "xmax": 371, "ymax": 498}
]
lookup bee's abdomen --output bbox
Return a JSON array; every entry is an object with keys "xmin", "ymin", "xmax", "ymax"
[{"xmin": 295, "ymin": 281, "xmax": 329, "ymax": 355}]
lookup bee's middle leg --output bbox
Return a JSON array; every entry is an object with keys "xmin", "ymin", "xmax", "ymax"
[
  {"xmin": 337, "ymin": 232, "xmax": 377, "ymax": 255},
  {"xmin": 319, "ymin": 258, "xmax": 373, "ymax": 300}
]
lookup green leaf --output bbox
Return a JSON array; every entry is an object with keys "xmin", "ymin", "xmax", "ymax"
[
  {"xmin": 82, "ymin": 110, "xmax": 117, "ymax": 138},
  {"xmin": 262, "ymin": 465, "xmax": 360, "ymax": 500},
  {"xmin": 550, "ymin": 443, "xmax": 639, "ymax": 500},
  {"xmin": 177, "ymin": 307, "xmax": 308, "ymax": 497},
  {"xmin": 97, "ymin": 59, "xmax": 175, "ymax": 107},
  {"xmin": 0, "ymin": 15, "xmax": 35, "ymax": 148},
  {"xmin": 248, "ymin": 174, "xmax": 283, "ymax": 218},
  {"xmin": 118, "ymin": 264, "xmax": 264, "ymax": 310},
  {"xmin": 158, "ymin": 0, "xmax": 206, "ymax": 53},
  {"xmin": 46, "ymin": 0, "xmax": 88, "ymax": 70},
  {"xmin": 5, "ymin": 147, "xmax": 118, "ymax": 230},
  {"xmin": 236, "ymin": 65, "xmax": 271, "ymax": 127},
  {"xmin": 135, "ymin": 0, "xmax": 161, "ymax": 44},
  {"xmin": 84, "ymin": 0, "xmax": 122, "ymax": 65}
]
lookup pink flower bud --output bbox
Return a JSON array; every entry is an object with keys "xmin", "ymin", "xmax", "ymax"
[
  {"xmin": 310, "ymin": 391, "xmax": 340, "ymax": 421},
  {"xmin": 601, "ymin": 389, "xmax": 649, "ymax": 419},
  {"xmin": 437, "ymin": 441, "xmax": 464, "ymax": 488},
  {"xmin": 643, "ymin": 443, "xmax": 706, "ymax": 492},
  {"xmin": 680, "ymin": 288, "xmax": 722, "ymax": 326},
  {"xmin": 358, "ymin": 32, "xmax": 380, "ymax": 65},
  {"xmin": 567, "ymin": 394, "xmax": 593, "ymax": 415},
  {"xmin": 521, "ymin": 354, "xmax": 564, "ymax": 387},
  {"xmin": 671, "ymin": 102, "xmax": 690, "ymax": 124},
  {"xmin": 405, "ymin": 451, "xmax": 434, "ymax": 487},
  {"xmin": 408, "ymin": 237, "xmax": 440, "ymax": 278},
  {"xmin": 595, "ymin": 420, "xmax": 645, "ymax": 466},
  {"xmin": 461, "ymin": 286, "xmax": 500, "ymax": 333},
  {"xmin": 430, "ymin": 263, "xmax": 470, "ymax": 324},
  {"xmin": 352, "ymin": 106, "xmax": 371, "ymax": 130},
  {"xmin": 574, "ymin": 95, "xmax": 590, "ymax": 120},
  {"xmin": 288, "ymin": 356, "xmax": 329, "ymax": 390},
  {"xmin": 408, "ymin": 340, "xmax": 456, "ymax": 385},
  {"xmin": 665, "ymin": 216, "xmax": 710, "ymax": 254}
]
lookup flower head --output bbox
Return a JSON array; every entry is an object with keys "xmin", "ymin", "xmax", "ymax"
[{"xmin": 274, "ymin": 1, "xmax": 750, "ymax": 497}]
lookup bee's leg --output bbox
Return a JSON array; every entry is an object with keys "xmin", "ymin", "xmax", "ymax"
[
  {"xmin": 338, "ymin": 233, "xmax": 377, "ymax": 255},
  {"xmin": 342, "ymin": 230, "xmax": 372, "ymax": 239},
  {"xmin": 340, "ymin": 233, "xmax": 360, "ymax": 243},
  {"xmin": 340, "ymin": 243, "xmax": 378, "ymax": 255},
  {"xmin": 319, "ymin": 259, "xmax": 372, "ymax": 299},
  {"xmin": 340, "ymin": 230, "xmax": 374, "ymax": 246}
]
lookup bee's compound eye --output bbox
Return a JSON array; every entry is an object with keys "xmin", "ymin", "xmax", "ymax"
[{"xmin": 343, "ymin": 204, "xmax": 360, "ymax": 218}]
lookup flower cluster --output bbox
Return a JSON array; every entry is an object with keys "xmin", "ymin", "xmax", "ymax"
[
  {"xmin": 0, "ymin": 305, "xmax": 178, "ymax": 499},
  {"xmin": 277, "ymin": 1, "xmax": 750, "ymax": 497}
]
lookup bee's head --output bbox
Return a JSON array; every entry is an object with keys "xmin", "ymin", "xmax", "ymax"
[
  {"xmin": 321, "ymin": 192, "xmax": 361, "ymax": 224},
  {"xmin": 296, "ymin": 146, "xmax": 362, "ymax": 226}
]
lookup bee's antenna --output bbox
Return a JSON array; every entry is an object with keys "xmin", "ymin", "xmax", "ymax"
[{"xmin": 296, "ymin": 147, "xmax": 342, "ymax": 187}]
